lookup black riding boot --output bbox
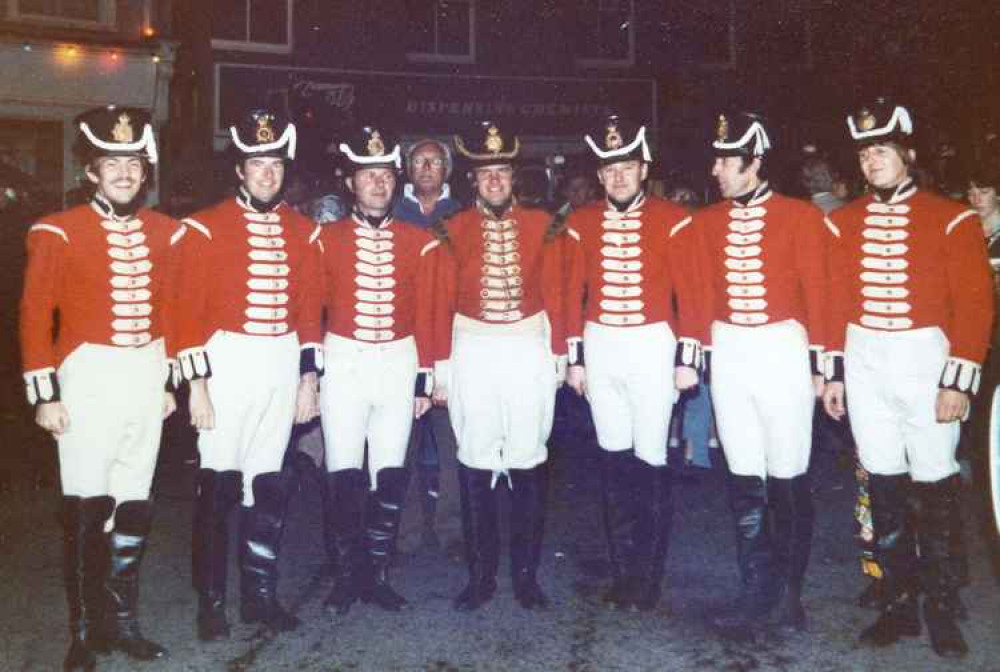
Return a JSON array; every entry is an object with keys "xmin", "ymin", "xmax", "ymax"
[
  {"xmin": 62, "ymin": 495, "xmax": 113, "ymax": 671},
  {"xmin": 915, "ymin": 475, "xmax": 969, "ymax": 658},
  {"xmin": 631, "ymin": 463, "xmax": 673, "ymax": 612},
  {"xmin": 714, "ymin": 475, "xmax": 779, "ymax": 633},
  {"xmin": 362, "ymin": 467, "xmax": 410, "ymax": 610},
  {"xmin": 859, "ymin": 474, "xmax": 921, "ymax": 647},
  {"xmin": 510, "ymin": 465, "xmax": 549, "ymax": 610},
  {"xmin": 324, "ymin": 468, "xmax": 366, "ymax": 615},
  {"xmin": 192, "ymin": 469, "xmax": 242, "ymax": 641},
  {"xmin": 454, "ymin": 466, "xmax": 499, "ymax": 611},
  {"xmin": 769, "ymin": 474, "xmax": 814, "ymax": 632},
  {"xmin": 239, "ymin": 472, "xmax": 300, "ymax": 632},
  {"xmin": 101, "ymin": 500, "xmax": 168, "ymax": 660},
  {"xmin": 601, "ymin": 450, "xmax": 640, "ymax": 609}
]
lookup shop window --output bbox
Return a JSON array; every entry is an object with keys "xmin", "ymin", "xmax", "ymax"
[
  {"xmin": 576, "ymin": 0, "xmax": 635, "ymax": 68},
  {"xmin": 211, "ymin": 0, "xmax": 293, "ymax": 54},
  {"xmin": 7, "ymin": 0, "xmax": 115, "ymax": 28},
  {"xmin": 407, "ymin": 0, "xmax": 476, "ymax": 64}
]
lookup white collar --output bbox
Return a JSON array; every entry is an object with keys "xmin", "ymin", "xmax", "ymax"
[{"xmin": 404, "ymin": 182, "xmax": 451, "ymax": 205}]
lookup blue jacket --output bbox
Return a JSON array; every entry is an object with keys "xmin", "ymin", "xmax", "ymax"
[{"xmin": 392, "ymin": 183, "xmax": 462, "ymax": 229}]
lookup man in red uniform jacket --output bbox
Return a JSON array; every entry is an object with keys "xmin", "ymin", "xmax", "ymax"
[
  {"xmin": 823, "ymin": 99, "xmax": 993, "ymax": 658},
  {"xmin": 562, "ymin": 115, "xmax": 706, "ymax": 611},
  {"xmin": 21, "ymin": 105, "xmax": 178, "ymax": 669},
  {"xmin": 174, "ymin": 108, "xmax": 322, "ymax": 639},
  {"xmin": 317, "ymin": 126, "xmax": 439, "ymax": 614},
  {"xmin": 687, "ymin": 112, "xmax": 834, "ymax": 635},
  {"xmin": 433, "ymin": 121, "xmax": 568, "ymax": 611}
]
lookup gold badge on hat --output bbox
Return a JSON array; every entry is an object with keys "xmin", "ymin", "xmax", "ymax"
[
  {"xmin": 858, "ymin": 109, "xmax": 876, "ymax": 131},
  {"xmin": 256, "ymin": 115, "xmax": 276, "ymax": 144},
  {"xmin": 485, "ymin": 125, "xmax": 504, "ymax": 154},
  {"xmin": 366, "ymin": 130, "xmax": 385, "ymax": 157},
  {"xmin": 605, "ymin": 123, "xmax": 623, "ymax": 150},
  {"xmin": 112, "ymin": 113, "xmax": 134, "ymax": 143},
  {"xmin": 716, "ymin": 115, "xmax": 729, "ymax": 142}
]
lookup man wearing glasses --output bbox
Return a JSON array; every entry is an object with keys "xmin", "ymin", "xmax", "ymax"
[{"xmin": 393, "ymin": 138, "xmax": 463, "ymax": 549}]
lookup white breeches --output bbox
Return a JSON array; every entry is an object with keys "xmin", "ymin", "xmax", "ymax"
[
  {"xmin": 198, "ymin": 331, "xmax": 299, "ymax": 506},
  {"xmin": 711, "ymin": 320, "xmax": 814, "ymax": 479},
  {"xmin": 584, "ymin": 321, "xmax": 678, "ymax": 466},
  {"xmin": 845, "ymin": 324, "xmax": 960, "ymax": 482},
  {"xmin": 320, "ymin": 333, "xmax": 417, "ymax": 490},
  {"xmin": 447, "ymin": 313, "xmax": 557, "ymax": 474},
  {"xmin": 57, "ymin": 340, "xmax": 167, "ymax": 503}
]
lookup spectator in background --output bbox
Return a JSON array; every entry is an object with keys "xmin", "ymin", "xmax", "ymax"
[
  {"xmin": 665, "ymin": 184, "xmax": 718, "ymax": 480},
  {"xmin": 666, "ymin": 185, "xmax": 700, "ymax": 212},
  {"xmin": 393, "ymin": 138, "xmax": 463, "ymax": 549},
  {"xmin": 799, "ymin": 155, "xmax": 847, "ymax": 215},
  {"xmin": 394, "ymin": 138, "xmax": 462, "ymax": 226},
  {"xmin": 968, "ymin": 161, "xmax": 1000, "ymax": 245},
  {"xmin": 963, "ymin": 159, "xmax": 1000, "ymax": 582},
  {"xmin": 558, "ymin": 170, "xmax": 599, "ymax": 214}
]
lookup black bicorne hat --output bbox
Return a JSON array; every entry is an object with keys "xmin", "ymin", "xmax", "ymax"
[
  {"xmin": 338, "ymin": 125, "xmax": 402, "ymax": 171},
  {"xmin": 454, "ymin": 120, "xmax": 520, "ymax": 166},
  {"xmin": 847, "ymin": 98, "xmax": 914, "ymax": 148},
  {"xmin": 229, "ymin": 108, "xmax": 297, "ymax": 160},
  {"xmin": 75, "ymin": 105, "xmax": 158, "ymax": 164},
  {"xmin": 713, "ymin": 112, "xmax": 771, "ymax": 158},
  {"xmin": 584, "ymin": 114, "xmax": 652, "ymax": 165}
]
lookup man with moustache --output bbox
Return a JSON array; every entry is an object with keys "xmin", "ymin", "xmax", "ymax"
[
  {"xmin": 393, "ymin": 138, "xmax": 463, "ymax": 548},
  {"xmin": 433, "ymin": 121, "xmax": 567, "ymax": 611},
  {"xmin": 318, "ymin": 126, "xmax": 439, "ymax": 614},
  {"xmin": 174, "ymin": 108, "xmax": 323, "ymax": 640},
  {"xmin": 685, "ymin": 112, "xmax": 834, "ymax": 635},
  {"xmin": 562, "ymin": 115, "xmax": 706, "ymax": 612},
  {"xmin": 823, "ymin": 99, "xmax": 993, "ymax": 658},
  {"xmin": 20, "ymin": 105, "xmax": 180, "ymax": 669}
]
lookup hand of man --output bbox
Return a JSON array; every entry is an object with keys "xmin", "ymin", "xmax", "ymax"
[
  {"xmin": 189, "ymin": 379, "xmax": 216, "ymax": 431},
  {"xmin": 414, "ymin": 396, "xmax": 432, "ymax": 419},
  {"xmin": 163, "ymin": 392, "xmax": 177, "ymax": 420},
  {"xmin": 36, "ymin": 401, "xmax": 70, "ymax": 435},
  {"xmin": 812, "ymin": 375, "xmax": 826, "ymax": 399},
  {"xmin": 294, "ymin": 373, "xmax": 320, "ymax": 424},
  {"xmin": 935, "ymin": 389, "xmax": 969, "ymax": 423},
  {"xmin": 675, "ymin": 366, "xmax": 699, "ymax": 392},
  {"xmin": 566, "ymin": 365, "xmax": 587, "ymax": 397},
  {"xmin": 432, "ymin": 384, "xmax": 448, "ymax": 407},
  {"xmin": 823, "ymin": 382, "xmax": 846, "ymax": 421}
]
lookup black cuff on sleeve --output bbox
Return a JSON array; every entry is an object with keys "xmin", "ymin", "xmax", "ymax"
[
  {"xmin": 675, "ymin": 339, "xmax": 703, "ymax": 371},
  {"xmin": 703, "ymin": 350, "xmax": 712, "ymax": 386},
  {"xmin": 300, "ymin": 347, "xmax": 324, "ymax": 377},
  {"xmin": 824, "ymin": 353, "xmax": 845, "ymax": 383},
  {"xmin": 939, "ymin": 358, "xmax": 981, "ymax": 395},
  {"xmin": 414, "ymin": 371, "xmax": 431, "ymax": 398},
  {"xmin": 25, "ymin": 370, "xmax": 60, "ymax": 406},
  {"xmin": 568, "ymin": 340, "xmax": 585, "ymax": 367},
  {"xmin": 179, "ymin": 349, "xmax": 212, "ymax": 382},
  {"xmin": 165, "ymin": 360, "xmax": 181, "ymax": 393},
  {"xmin": 809, "ymin": 349, "xmax": 822, "ymax": 377}
]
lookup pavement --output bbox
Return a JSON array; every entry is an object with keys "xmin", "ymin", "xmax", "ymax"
[{"xmin": 2, "ymin": 401, "xmax": 1000, "ymax": 672}]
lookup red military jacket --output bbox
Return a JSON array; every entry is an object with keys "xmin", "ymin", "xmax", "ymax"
[
  {"xmin": 432, "ymin": 201, "xmax": 566, "ymax": 363},
  {"xmin": 20, "ymin": 195, "xmax": 183, "ymax": 404},
  {"xmin": 827, "ymin": 181, "xmax": 994, "ymax": 393},
  {"xmin": 318, "ymin": 212, "xmax": 441, "ymax": 390},
  {"xmin": 173, "ymin": 192, "xmax": 323, "ymax": 380},
  {"xmin": 562, "ymin": 194, "xmax": 709, "ymax": 368},
  {"xmin": 689, "ymin": 184, "xmax": 834, "ymax": 373}
]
